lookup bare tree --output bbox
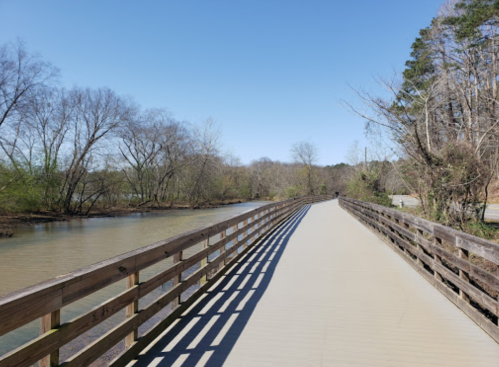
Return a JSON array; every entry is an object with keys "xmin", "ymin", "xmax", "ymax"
[
  {"xmin": 0, "ymin": 41, "xmax": 58, "ymax": 130},
  {"xmin": 119, "ymin": 108, "xmax": 191, "ymax": 206},
  {"xmin": 188, "ymin": 118, "xmax": 221, "ymax": 203},
  {"xmin": 60, "ymin": 87, "xmax": 135, "ymax": 213},
  {"xmin": 291, "ymin": 140, "xmax": 319, "ymax": 195}
]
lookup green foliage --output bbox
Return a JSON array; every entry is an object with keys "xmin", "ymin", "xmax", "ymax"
[
  {"xmin": 402, "ymin": 28, "xmax": 436, "ymax": 93},
  {"xmin": 0, "ymin": 166, "xmax": 45, "ymax": 213},
  {"xmin": 284, "ymin": 186, "xmax": 302, "ymax": 199},
  {"xmin": 319, "ymin": 184, "xmax": 327, "ymax": 195},
  {"xmin": 462, "ymin": 220, "xmax": 498, "ymax": 240},
  {"xmin": 444, "ymin": 0, "xmax": 499, "ymax": 42},
  {"xmin": 391, "ymin": 27, "xmax": 436, "ymax": 121},
  {"xmin": 327, "ymin": 163, "xmax": 350, "ymax": 170},
  {"xmin": 346, "ymin": 170, "xmax": 392, "ymax": 207}
]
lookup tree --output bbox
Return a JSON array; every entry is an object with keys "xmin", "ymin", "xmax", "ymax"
[
  {"xmin": 60, "ymin": 87, "xmax": 135, "ymax": 213},
  {"xmin": 291, "ymin": 141, "xmax": 319, "ymax": 195},
  {"xmin": 342, "ymin": 0, "xmax": 499, "ymax": 224},
  {"xmin": 21, "ymin": 87, "xmax": 72, "ymax": 209},
  {"xmin": 187, "ymin": 118, "xmax": 221, "ymax": 204},
  {"xmin": 0, "ymin": 41, "xmax": 58, "ymax": 130}
]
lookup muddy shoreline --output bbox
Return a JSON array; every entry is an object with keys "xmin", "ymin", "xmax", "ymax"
[{"xmin": 0, "ymin": 198, "xmax": 264, "ymax": 236}]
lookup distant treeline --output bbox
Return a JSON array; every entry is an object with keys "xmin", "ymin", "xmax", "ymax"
[{"xmin": 0, "ymin": 41, "xmax": 344, "ymax": 215}]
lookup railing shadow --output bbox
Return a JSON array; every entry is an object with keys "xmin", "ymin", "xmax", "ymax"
[{"xmin": 133, "ymin": 205, "xmax": 311, "ymax": 367}]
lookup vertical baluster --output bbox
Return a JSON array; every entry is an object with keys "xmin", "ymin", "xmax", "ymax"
[
  {"xmin": 172, "ymin": 251, "xmax": 183, "ymax": 308},
  {"xmin": 125, "ymin": 272, "xmax": 139, "ymax": 348},
  {"xmin": 39, "ymin": 310, "xmax": 60, "ymax": 367}
]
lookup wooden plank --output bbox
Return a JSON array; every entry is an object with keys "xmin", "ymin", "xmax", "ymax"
[
  {"xmin": 342, "ymin": 201, "xmax": 499, "ymax": 343},
  {"xmin": 0, "ymin": 288, "xmax": 62, "ymax": 338},
  {"xmin": 171, "ymin": 251, "xmax": 182, "ymax": 309},
  {"xmin": 39, "ymin": 310, "xmax": 60, "ymax": 367},
  {"xmin": 456, "ymin": 234, "xmax": 499, "ymax": 265},
  {"xmin": 200, "ymin": 239, "xmax": 209, "ymax": 284},
  {"xmin": 342, "ymin": 196, "xmax": 499, "ymax": 265},
  {"xmin": 0, "ymin": 197, "xmax": 302, "ymax": 336},
  {"xmin": 125, "ymin": 272, "xmax": 140, "ymax": 348},
  {"xmin": 0, "ymin": 287, "xmax": 138, "ymax": 367},
  {"xmin": 136, "ymin": 201, "xmax": 300, "ymax": 299},
  {"xmin": 0, "ymin": 195, "xmax": 322, "ymax": 365},
  {"xmin": 228, "ymin": 224, "xmax": 239, "ymax": 263},
  {"xmin": 357, "ymin": 202, "xmax": 499, "ymax": 308},
  {"xmin": 219, "ymin": 230, "xmax": 226, "ymax": 272},
  {"xmin": 66, "ymin": 202, "xmax": 305, "ymax": 367},
  {"xmin": 108, "ymin": 200, "xmax": 299, "ymax": 367},
  {"xmin": 459, "ymin": 249, "xmax": 471, "ymax": 303},
  {"xmin": 346, "ymin": 204, "xmax": 499, "ymax": 315},
  {"xmin": 243, "ymin": 219, "xmax": 248, "ymax": 249},
  {"xmin": 374, "ymin": 213, "xmax": 499, "ymax": 294}
]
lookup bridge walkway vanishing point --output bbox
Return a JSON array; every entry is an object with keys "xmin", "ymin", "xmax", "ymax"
[{"xmin": 128, "ymin": 200, "xmax": 499, "ymax": 367}]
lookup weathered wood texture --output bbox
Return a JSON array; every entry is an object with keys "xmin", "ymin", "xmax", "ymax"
[
  {"xmin": 0, "ymin": 195, "xmax": 333, "ymax": 367},
  {"xmin": 339, "ymin": 196, "xmax": 499, "ymax": 343}
]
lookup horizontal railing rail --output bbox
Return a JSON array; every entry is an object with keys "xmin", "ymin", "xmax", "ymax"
[
  {"xmin": 339, "ymin": 196, "xmax": 499, "ymax": 343},
  {"xmin": 0, "ymin": 194, "xmax": 334, "ymax": 367}
]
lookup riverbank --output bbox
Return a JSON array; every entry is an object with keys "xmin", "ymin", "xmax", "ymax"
[{"xmin": 0, "ymin": 198, "xmax": 261, "ymax": 235}]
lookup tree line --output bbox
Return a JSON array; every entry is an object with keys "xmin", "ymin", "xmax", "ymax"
[
  {"xmin": 0, "ymin": 41, "xmax": 338, "ymax": 215},
  {"xmin": 344, "ymin": 0, "xmax": 499, "ymax": 227}
]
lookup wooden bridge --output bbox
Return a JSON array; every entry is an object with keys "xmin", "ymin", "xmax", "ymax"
[{"xmin": 1, "ymin": 196, "xmax": 499, "ymax": 367}]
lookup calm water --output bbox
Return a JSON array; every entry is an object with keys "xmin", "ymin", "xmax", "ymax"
[{"xmin": 0, "ymin": 201, "xmax": 270, "ymax": 359}]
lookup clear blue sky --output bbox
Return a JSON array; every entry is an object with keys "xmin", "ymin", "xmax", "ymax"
[{"xmin": 0, "ymin": 0, "xmax": 443, "ymax": 166}]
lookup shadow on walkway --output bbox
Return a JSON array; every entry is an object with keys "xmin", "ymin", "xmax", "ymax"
[{"xmin": 133, "ymin": 205, "xmax": 311, "ymax": 367}]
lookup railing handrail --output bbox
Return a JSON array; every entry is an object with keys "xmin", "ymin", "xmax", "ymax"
[
  {"xmin": 0, "ymin": 194, "xmax": 334, "ymax": 367},
  {"xmin": 340, "ymin": 197, "xmax": 499, "ymax": 263},
  {"xmin": 0, "ymin": 196, "xmax": 297, "ymax": 322},
  {"xmin": 339, "ymin": 196, "xmax": 499, "ymax": 344}
]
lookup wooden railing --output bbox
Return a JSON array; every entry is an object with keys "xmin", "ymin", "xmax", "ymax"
[
  {"xmin": 0, "ymin": 195, "xmax": 333, "ymax": 367},
  {"xmin": 340, "ymin": 196, "xmax": 499, "ymax": 343}
]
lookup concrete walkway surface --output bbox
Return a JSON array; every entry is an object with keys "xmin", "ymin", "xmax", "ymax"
[{"xmin": 129, "ymin": 200, "xmax": 499, "ymax": 367}]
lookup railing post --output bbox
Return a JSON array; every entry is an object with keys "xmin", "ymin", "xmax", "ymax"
[
  {"xmin": 416, "ymin": 229, "xmax": 424, "ymax": 266},
  {"xmin": 219, "ymin": 230, "xmax": 226, "ymax": 271},
  {"xmin": 265, "ymin": 209, "xmax": 270, "ymax": 231},
  {"xmin": 459, "ymin": 248, "xmax": 470, "ymax": 303},
  {"xmin": 243, "ymin": 219, "xmax": 248, "ymax": 249},
  {"xmin": 39, "ymin": 310, "xmax": 60, "ymax": 367},
  {"xmin": 434, "ymin": 238, "xmax": 443, "ymax": 282},
  {"xmin": 172, "ymin": 251, "xmax": 183, "ymax": 308},
  {"xmin": 125, "ymin": 272, "xmax": 139, "ymax": 348},
  {"xmin": 250, "ymin": 215, "xmax": 257, "ymax": 243},
  {"xmin": 257, "ymin": 212, "xmax": 262, "ymax": 237},
  {"xmin": 229, "ymin": 224, "xmax": 238, "ymax": 263},
  {"xmin": 200, "ymin": 238, "xmax": 209, "ymax": 284}
]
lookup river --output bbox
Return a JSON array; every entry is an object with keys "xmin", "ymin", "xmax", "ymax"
[{"xmin": 0, "ymin": 201, "xmax": 270, "ymax": 362}]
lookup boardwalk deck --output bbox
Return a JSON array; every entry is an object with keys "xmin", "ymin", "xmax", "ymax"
[{"xmin": 129, "ymin": 200, "xmax": 499, "ymax": 367}]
